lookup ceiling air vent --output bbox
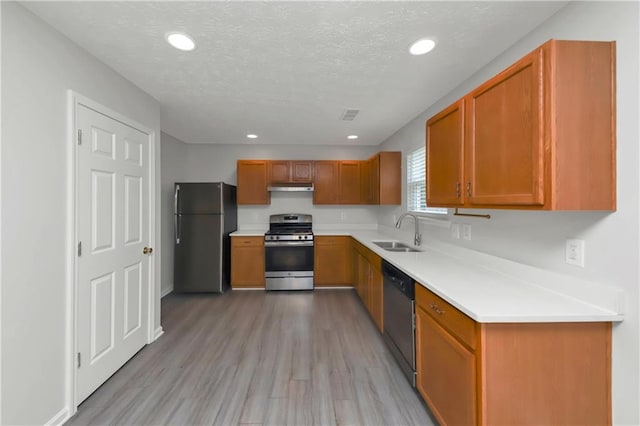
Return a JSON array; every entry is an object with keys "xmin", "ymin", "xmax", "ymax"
[{"xmin": 341, "ymin": 108, "xmax": 360, "ymax": 121}]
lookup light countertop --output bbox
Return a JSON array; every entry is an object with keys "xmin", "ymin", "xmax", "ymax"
[{"xmin": 231, "ymin": 228, "xmax": 623, "ymax": 323}]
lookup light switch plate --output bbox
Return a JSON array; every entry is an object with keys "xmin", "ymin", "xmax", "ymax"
[
  {"xmin": 565, "ymin": 239, "xmax": 585, "ymax": 267},
  {"xmin": 462, "ymin": 224, "xmax": 472, "ymax": 240}
]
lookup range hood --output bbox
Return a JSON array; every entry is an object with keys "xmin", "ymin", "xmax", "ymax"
[{"xmin": 268, "ymin": 182, "xmax": 314, "ymax": 192}]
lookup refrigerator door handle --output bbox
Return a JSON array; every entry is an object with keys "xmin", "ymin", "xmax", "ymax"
[
  {"xmin": 174, "ymin": 184, "xmax": 180, "ymax": 215},
  {"xmin": 175, "ymin": 214, "xmax": 181, "ymax": 244}
]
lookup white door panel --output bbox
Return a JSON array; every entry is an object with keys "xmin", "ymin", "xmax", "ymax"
[{"xmin": 77, "ymin": 104, "xmax": 150, "ymax": 403}]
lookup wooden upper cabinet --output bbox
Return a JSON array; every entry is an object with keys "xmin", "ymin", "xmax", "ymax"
[
  {"xmin": 291, "ymin": 161, "xmax": 314, "ymax": 182},
  {"xmin": 268, "ymin": 160, "xmax": 314, "ymax": 183},
  {"xmin": 313, "ymin": 161, "xmax": 339, "ymax": 204},
  {"xmin": 467, "ymin": 48, "xmax": 544, "ymax": 206},
  {"xmin": 426, "ymin": 100, "xmax": 465, "ymax": 206},
  {"xmin": 268, "ymin": 160, "xmax": 291, "ymax": 183},
  {"xmin": 377, "ymin": 152, "xmax": 401, "ymax": 205},
  {"xmin": 339, "ymin": 161, "xmax": 362, "ymax": 204},
  {"xmin": 363, "ymin": 152, "xmax": 401, "ymax": 205},
  {"xmin": 237, "ymin": 160, "xmax": 270, "ymax": 205},
  {"xmin": 426, "ymin": 39, "xmax": 616, "ymax": 210}
]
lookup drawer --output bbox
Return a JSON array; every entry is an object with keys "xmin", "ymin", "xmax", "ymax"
[
  {"xmin": 415, "ymin": 284, "xmax": 476, "ymax": 350},
  {"xmin": 316, "ymin": 235, "xmax": 349, "ymax": 245},
  {"xmin": 231, "ymin": 236, "xmax": 264, "ymax": 247}
]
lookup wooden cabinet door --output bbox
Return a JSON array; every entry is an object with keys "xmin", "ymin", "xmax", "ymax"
[
  {"xmin": 269, "ymin": 160, "xmax": 290, "ymax": 183},
  {"xmin": 291, "ymin": 161, "xmax": 314, "ymax": 182},
  {"xmin": 360, "ymin": 159, "xmax": 371, "ymax": 204},
  {"xmin": 467, "ymin": 49, "xmax": 544, "ymax": 206},
  {"xmin": 416, "ymin": 307, "xmax": 476, "ymax": 426},
  {"xmin": 339, "ymin": 161, "xmax": 362, "ymax": 204},
  {"xmin": 231, "ymin": 237, "xmax": 265, "ymax": 288},
  {"xmin": 369, "ymin": 256, "xmax": 383, "ymax": 332},
  {"xmin": 314, "ymin": 236, "xmax": 352, "ymax": 286},
  {"xmin": 357, "ymin": 252, "xmax": 369, "ymax": 302},
  {"xmin": 313, "ymin": 161, "xmax": 339, "ymax": 204},
  {"xmin": 237, "ymin": 160, "xmax": 270, "ymax": 205},
  {"xmin": 367, "ymin": 155, "xmax": 380, "ymax": 204},
  {"xmin": 378, "ymin": 152, "xmax": 401, "ymax": 205},
  {"xmin": 426, "ymin": 100, "xmax": 465, "ymax": 206}
]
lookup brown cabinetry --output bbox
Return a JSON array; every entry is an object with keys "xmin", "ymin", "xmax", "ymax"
[
  {"xmin": 238, "ymin": 152, "xmax": 400, "ymax": 205},
  {"xmin": 366, "ymin": 152, "xmax": 402, "ymax": 205},
  {"xmin": 231, "ymin": 236, "xmax": 265, "ymax": 288},
  {"xmin": 314, "ymin": 236, "xmax": 352, "ymax": 286},
  {"xmin": 268, "ymin": 160, "xmax": 314, "ymax": 183},
  {"xmin": 415, "ymin": 283, "xmax": 612, "ymax": 425},
  {"xmin": 426, "ymin": 39, "xmax": 616, "ymax": 210},
  {"xmin": 352, "ymin": 239, "xmax": 383, "ymax": 332},
  {"xmin": 313, "ymin": 161, "xmax": 339, "ymax": 204},
  {"xmin": 237, "ymin": 160, "xmax": 270, "ymax": 205},
  {"xmin": 338, "ymin": 161, "xmax": 362, "ymax": 204}
]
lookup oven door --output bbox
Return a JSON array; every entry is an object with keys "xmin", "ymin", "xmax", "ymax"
[{"xmin": 264, "ymin": 241, "xmax": 314, "ymax": 273}]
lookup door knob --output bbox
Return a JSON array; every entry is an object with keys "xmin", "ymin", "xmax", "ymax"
[{"xmin": 143, "ymin": 247, "xmax": 153, "ymax": 254}]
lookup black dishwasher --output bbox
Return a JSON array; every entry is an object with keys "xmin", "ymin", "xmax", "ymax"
[{"xmin": 382, "ymin": 259, "xmax": 416, "ymax": 387}]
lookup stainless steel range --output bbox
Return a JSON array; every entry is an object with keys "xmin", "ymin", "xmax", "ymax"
[{"xmin": 264, "ymin": 214, "xmax": 314, "ymax": 291}]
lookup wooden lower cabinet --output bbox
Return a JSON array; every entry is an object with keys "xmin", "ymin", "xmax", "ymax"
[
  {"xmin": 416, "ymin": 306, "xmax": 476, "ymax": 426},
  {"xmin": 415, "ymin": 284, "xmax": 612, "ymax": 425},
  {"xmin": 314, "ymin": 236, "xmax": 352, "ymax": 286},
  {"xmin": 352, "ymin": 239, "xmax": 383, "ymax": 332},
  {"xmin": 230, "ymin": 236, "xmax": 264, "ymax": 288}
]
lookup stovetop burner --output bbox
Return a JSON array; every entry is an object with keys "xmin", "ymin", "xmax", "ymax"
[{"xmin": 265, "ymin": 213, "xmax": 313, "ymax": 241}]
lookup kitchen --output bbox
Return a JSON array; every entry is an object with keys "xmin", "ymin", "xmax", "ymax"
[{"xmin": 2, "ymin": 1, "xmax": 640, "ymax": 425}]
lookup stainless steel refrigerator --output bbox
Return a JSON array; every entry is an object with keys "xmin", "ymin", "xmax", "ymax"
[{"xmin": 174, "ymin": 182, "xmax": 237, "ymax": 293}]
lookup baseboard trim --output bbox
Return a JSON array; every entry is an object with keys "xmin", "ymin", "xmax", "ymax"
[
  {"xmin": 161, "ymin": 286, "xmax": 173, "ymax": 298},
  {"xmin": 154, "ymin": 326, "xmax": 164, "ymax": 341},
  {"xmin": 314, "ymin": 286, "xmax": 355, "ymax": 290},
  {"xmin": 45, "ymin": 407, "xmax": 70, "ymax": 426}
]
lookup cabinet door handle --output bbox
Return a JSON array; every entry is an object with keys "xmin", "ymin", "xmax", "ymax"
[
  {"xmin": 466, "ymin": 182, "xmax": 471, "ymax": 198},
  {"xmin": 456, "ymin": 182, "xmax": 461, "ymax": 198}
]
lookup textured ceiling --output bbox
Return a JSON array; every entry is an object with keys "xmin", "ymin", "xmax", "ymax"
[{"xmin": 23, "ymin": 1, "xmax": 568, "ymax": 145}]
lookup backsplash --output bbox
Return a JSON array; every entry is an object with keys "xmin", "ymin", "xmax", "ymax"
[{"xmin": 238, "ymin": 191, "xmax": 378, "ymax": 230}]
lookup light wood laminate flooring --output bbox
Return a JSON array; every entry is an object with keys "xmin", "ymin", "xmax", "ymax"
[{"xmin": 68, "ymin": 289, "xmax": 435, "ymax": 425}]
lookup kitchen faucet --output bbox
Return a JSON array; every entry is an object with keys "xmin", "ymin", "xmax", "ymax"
[{"xmin": 395, "ymin": 213, "xmax": 422, "ymax": 246}]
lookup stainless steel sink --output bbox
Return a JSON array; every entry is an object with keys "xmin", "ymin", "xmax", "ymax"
[
  {"xmin": 372, "ymin": 241, "xmax": 421, "ymax": 252},
  {"xmin": 385, "ymin": 247, "xmax": 422, "ymax": 253}
]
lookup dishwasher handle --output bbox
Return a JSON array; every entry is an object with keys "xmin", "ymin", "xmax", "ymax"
[{"xmin": 382, "ymin": 259, "xmax": 415, "ymax": 299}]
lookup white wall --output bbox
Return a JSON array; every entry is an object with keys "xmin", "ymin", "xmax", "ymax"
[
  {"xmin": 379, "ymin": 2, "xmax": 640, "ymax": 423},
  {"xmin": 183, "ymin": 143, "xmax": 381, "ymax": 229},
  {"xmin": 1, "ymin": 4, "xmax": 162, "ymax": 425},
  {"xmin": 160, "ymin": 132, "xmax": 187, "ymax": 296}
]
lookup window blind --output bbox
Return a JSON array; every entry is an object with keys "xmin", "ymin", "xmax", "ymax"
[{"xmin": 407, "ymin": 147, "xmax": 447, "ymax": 215}]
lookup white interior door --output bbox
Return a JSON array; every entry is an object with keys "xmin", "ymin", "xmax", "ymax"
[{"xmin": 76, "ymin": 104, "xmax": 150, "ymax": 403}]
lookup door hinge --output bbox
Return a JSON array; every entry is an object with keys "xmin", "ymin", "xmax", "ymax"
[
  {"xmin": 77, "ymin": 352, "xmax": 81, "ymax": 368},
  {"xmin": 78, "ymin": 241, "xmax": 82, "ymax": 257},
  {"xmin": 77, "ymin": 129, "xmax": 83, "ymax": 145}
]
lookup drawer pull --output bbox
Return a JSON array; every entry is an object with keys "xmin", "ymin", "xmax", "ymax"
[{"xmin": 430, "ymin": 302, "xmax": 445, "ymax": 315}]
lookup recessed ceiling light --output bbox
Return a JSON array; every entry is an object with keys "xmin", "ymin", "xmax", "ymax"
[
  {"xmin": 347, "ymin": 135, "xmax": 358, "ymax": 140},
  {"xmin": 247, "ymin": 134, "xmax": 258, "ymax": 139},
  {"xmin": 166, "ymin": 32, "xmax": 196, "ymax": 51},
  {"xmin": 409, "ymin": 38, "xmax": 436, "ymax": 56}
]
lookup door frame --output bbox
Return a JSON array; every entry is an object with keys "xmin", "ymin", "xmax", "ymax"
[{"xmin": 66, "ymin": 91, "xmax": 161, "ymax": 415}]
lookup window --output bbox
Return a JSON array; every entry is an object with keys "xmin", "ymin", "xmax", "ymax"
[{"xmin": 407, "ymin": 147, "xmax": 447, "ymax": 215}]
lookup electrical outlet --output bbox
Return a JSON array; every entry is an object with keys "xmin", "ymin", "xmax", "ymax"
[
  {"xmin": 462, "ymin": 224, "xmax": 472, "ymax": 240},
  {"xmin": 565, "ymin": 239, "xmax": 585, "ymax": 267},
  {"xmin": 340, "ymin": 212, "xmax": 347, "ymax": 221},
  {"xmin": 450, "ymin": 223, "xmax": 461, "ymax": 239}
]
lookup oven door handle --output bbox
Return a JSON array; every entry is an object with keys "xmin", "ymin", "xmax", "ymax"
[{"xmin": 265, "ymin": 241, "xmax": 314, "ymax": 247}]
